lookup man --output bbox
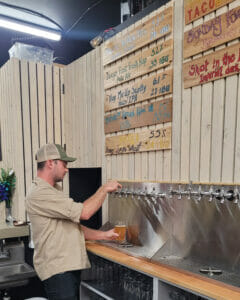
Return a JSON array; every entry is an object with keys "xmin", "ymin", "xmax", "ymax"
[{"xmin": 26, "ymin": 143, "xmax": 121, "ymax": 300}]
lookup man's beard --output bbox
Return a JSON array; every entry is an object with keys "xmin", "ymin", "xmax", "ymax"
[{"xmin": 54, "ymin": 175, "xmax": 64, "ymax": 183}]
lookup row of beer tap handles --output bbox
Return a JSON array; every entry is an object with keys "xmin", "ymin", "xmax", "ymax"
[
  {"xmin": 112, "ymin": 183, "xmax": 239, "ymax": 203},
  {"xmin": 168, "ymin": 185, "xmax": 238, "ymax": 203}
]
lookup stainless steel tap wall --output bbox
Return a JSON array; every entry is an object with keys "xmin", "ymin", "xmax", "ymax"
[{"xmin": 107, "ymin": 181, "xmax": 240, "ymax": 286}]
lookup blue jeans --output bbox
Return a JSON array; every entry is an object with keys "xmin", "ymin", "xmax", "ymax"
[{"xmin": 43, "ymin": 270, "xmax": 81, "ymax": 300}]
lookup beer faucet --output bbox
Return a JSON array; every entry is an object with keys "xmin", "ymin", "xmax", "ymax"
[
  {"xmin": 208, "ymin": 186, "xmax": 214, "ymax": 202},
  {"xmin": 233, "ymin": 187, "xmax": 239, "ymax": 204},
  {"xmin": 187, "ymin": 182, "xmax": 192, "ymax": 200},
  {"xmin": 168, "ymin": 185, "xmax": 173, "ymax": 198},
  {"xmin": 177, "ymin": 185, "xmax": 183, "ymax": 200},
  {"xmin": 168, "ymin": 185, "xmax": 183, "ymax": 199},
  {"xmin": 131, "ymin": 188, "xmax": 136, "ymax": 199},
  {"xmin": 187, "ymin": 184, "xmax": 201, "ymax": 201},
  {"xmin": 124, "ymin": 188, "xmax": 129, "ymax": 198},
  {"xmin": 157, "ymin": 191, "xmax": 166, "ymax": 198},
  {"xmin": 137, "ymin": 188, "xmax": 146, "ymax": 200},
  {"xmin": 224, "ymin": 189, "xmax": 235, "ymax": 202},
  {"xmin": 212, "ymin": 188, "xmax": 225, "ymax": 203},
  {"xmin": 199, "ymin": 185, "xmax": 214, "ymax": 201}
]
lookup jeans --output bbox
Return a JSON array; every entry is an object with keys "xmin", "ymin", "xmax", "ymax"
[{"xmin": 43, "ymin": 270, "xmax": 81, "ymax": 300}]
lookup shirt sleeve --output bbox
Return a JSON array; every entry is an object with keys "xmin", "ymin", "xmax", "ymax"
[{"xmin": 26, "ymin": 186, "xmax": 83, "ymax": 223}]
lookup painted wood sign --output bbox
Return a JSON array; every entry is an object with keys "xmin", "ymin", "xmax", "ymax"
[
  {"xmin": 184, "ymin": 0, "xmax": 234, "ymax": 24},
  {"xmin": 0, "ymin": 125, "xmax": 2, "ymax": 161},
  {"xmin": 104, "ymin": 98, "xmax": 172, "ymax": 133},
  {"xmin": 105, "ymin": 69, "xmax": 173, "ymax": 112},
  {"xmin": 103, "ymin": 6, "xmax": 173, "ymax": 65},
  {"xmin": 105, "ymin": 126, "xmax": 171, "ymax": 155},
  {"xmin": 183, "ymin": 42, "xmax": 240, "ymax": 88},
  {"xmin": 184, "ymin": 5, "xmax": 240, "ymax": 58},
  {"xmin": 104, "ymin": 39, "xmax": 173, "ymax": 90}
]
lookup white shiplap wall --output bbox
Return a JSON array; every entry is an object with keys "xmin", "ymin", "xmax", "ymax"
[{"xmin": 0, "ymin": 58, "xmax": 64, "ymax": 221}]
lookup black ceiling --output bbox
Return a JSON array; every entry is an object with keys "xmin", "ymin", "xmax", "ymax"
[{"xmin": 0, "ymin": 0, "xmax": 121, "ymax": 66}]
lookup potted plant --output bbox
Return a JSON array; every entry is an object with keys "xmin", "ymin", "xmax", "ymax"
[{"xmin": 0, "ymin": 168, "xmax": 16, "ymax": 224}]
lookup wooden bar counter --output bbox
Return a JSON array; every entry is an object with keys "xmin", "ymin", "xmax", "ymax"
[{"xmin": 86, "ymin": 241, "xmax": 240, "ymax": 300}]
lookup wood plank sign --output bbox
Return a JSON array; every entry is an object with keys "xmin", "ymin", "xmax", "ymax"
[
  {"xmin": 105, "ymin": 69, "xmax": 173, "ymax": 112},
  {"xmin": 184, "ymin": 5, "xmax": 240, "ymax": 58},
  {"xmin": 104, "ymin": 39, "xmax": 173, "ymax": 89},
  {"xmin": 183, "ymin": 42, "xmax": 240, "ymax": 88},
  {"xmin": 184, "ymin": 0, "xmax": 234, "ymax": 24},
  {"xmin": 104, "ymin": 98, "xmax": 172, "ymax": 133},
  {"xmin": 103, "ymin": 6, "xmax": 173, "ymax": 65},
  {"xmin": 105, "ymin": 126, "xmax": 171, "ymax": 155},
  {"xmin": 0, "ymin": 124, "xmax": 2, "ymax": 161}
]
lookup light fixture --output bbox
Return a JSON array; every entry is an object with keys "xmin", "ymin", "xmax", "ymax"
[
  {"xmin": 90, "ymin": 35, "xmax": 103, "ymax": 48},
  {"xmin": 0, "ymin": 17, "xmax": 61, "ymax": 41}
]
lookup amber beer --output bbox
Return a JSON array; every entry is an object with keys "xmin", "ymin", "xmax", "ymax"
[{"xmin": 114, "ymin": 224, "xmax": 126, "ymax": 243}]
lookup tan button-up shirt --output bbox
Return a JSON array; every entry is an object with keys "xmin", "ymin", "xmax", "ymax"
[{"xmin": 26, "ymin": 177, "xmax": 90, "ymax": 281}]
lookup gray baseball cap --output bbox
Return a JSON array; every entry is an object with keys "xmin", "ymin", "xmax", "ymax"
[{"xmin": 36, "ymin": 144, "xmax": 76, "ymax": 163}]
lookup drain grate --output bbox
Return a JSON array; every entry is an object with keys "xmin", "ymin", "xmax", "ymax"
[
  {"xmin": 118, "ymin": 241, "xmax": 134, "ymax": 248},
  {"xmin": 199, "ymin": 267, "xmax": 222, "ymax": 276}
]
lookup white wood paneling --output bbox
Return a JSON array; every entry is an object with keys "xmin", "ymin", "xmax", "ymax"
[{"xmin": 0, "ymin": 59, "xmax": 64, "ymax": 220}]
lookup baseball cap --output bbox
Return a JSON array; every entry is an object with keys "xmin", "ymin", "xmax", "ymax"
[{"xmin": 35, "ymin": 144, "xmax": 77, "ymax": 163}]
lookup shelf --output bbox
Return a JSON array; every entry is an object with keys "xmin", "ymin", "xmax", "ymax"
[
  {"xmin": 81, "ymin": 281, "xmax": 114, "ymax": 300},
  {"xmin": 81, "ymin": 280, "xmax": 141, "ymax": 300},
  {"xmin": 0, "ymin": 224, "xmax": 29, "ymax": 238}
]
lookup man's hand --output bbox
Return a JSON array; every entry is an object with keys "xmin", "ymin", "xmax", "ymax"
[
  {"xmin": 81, "ymin": 225, "xmax": 119, "ymax": 241},
  {"xmin": 103, "ymin": 229, "xmax": 119, "ymax": 241},
  {"xmin": 103, "ymin": 180, "xmax": 122, "ymax": 193}
]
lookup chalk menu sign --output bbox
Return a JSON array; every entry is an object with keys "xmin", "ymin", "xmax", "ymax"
[
  {"xmin": 105, "ymin": 69, "xmax": 173, "ymax": 111},
  {"xmin": 104, "ymin": 4, "xmax": 173, "ymax": 154},
  {"xmin": 105, "ymin": 127, "xmax": 171, "ymax": 155},
  {"xmin": 183, "ymin": 42, "xmax": 240, "ymax": 88},
  {"xmin": 104, "ymin": 39, "xmax": 173, "ymax": 89},
  {"xmin": 184, "ymin": 5, "xmax": 240, "ymax": 58},
  {"xmin": 103, "ymin": 6, "xmax": 173, "ymax": 66},
  {"xmin": 105, "ymin": 98, "xmax": 172, "ymax": 134},
  {"xmin": 184, "ymin": 0, "xmax": 234, "ymax": 24}
]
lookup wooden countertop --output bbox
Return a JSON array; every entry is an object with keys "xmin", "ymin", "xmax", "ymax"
[{"xmin": 86, "ymin": 241, "xmax": 240, "ymax": 300}]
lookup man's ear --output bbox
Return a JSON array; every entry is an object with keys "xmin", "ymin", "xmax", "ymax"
[{"xmin": 46, "ymin": 159, "xmax": 54, "ymax": 169}]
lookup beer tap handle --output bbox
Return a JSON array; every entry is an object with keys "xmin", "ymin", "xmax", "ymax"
[
  {"xmin": 168, "ymin": 186, "xmax": 173, "ymax": 198},
  {"xmin": 187, "ymin": 182, "xmax": 192, "ymax": 200},
  {"xmin": 197, "ymin": 185, "xmax": 202, "ymax": 201},
  {"xmin": 233, "ymin": 187, "xmax": 239, "ymax": 204},
  {"xmin": 209, "ymin": 186, "xmax": 213, "ymax": 202},
  {"xmin": 220, "ymin": 188, "xmax": 225, "ymax": 203},
  {"xmin": 178, "ymin": 185, "xmax": 182, "ymax": 200}
]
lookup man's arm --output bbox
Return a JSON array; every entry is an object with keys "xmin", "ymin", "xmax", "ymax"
[
  {"xmin": 81, "ymin": 225, "xmax": 119, "ymax": 241},
  {"xmin": 80, "ymin": 180, "xmax": 121, "ymax": 220}
]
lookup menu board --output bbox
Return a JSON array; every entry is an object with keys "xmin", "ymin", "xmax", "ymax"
[
  {"xmin": 104, "ymin": 5, "xmax": 173, "ymax": 154},
  {"xmin": 184, "ymin": 0, "xmax": 234, "ymax": 24},
  {"xmin": 105, "ymin": 127, "xmax": 171, "ymax": 155},
  {"xmin": 104, "ymin": 39, "xmax": 173, "ymax": 89},
  {"xmin": 183, "ymin": 42, "xmax": 240, "ymax": 88},
  {"xmin": 184, "ymin": 5, "xmax": 240, "ymax": 58},
  {"xmin": 105, "ymin": 98, "xmax": 172, "ymax": 133},
  {"xmin": 105, "ymin": 69, "xmax": 173, "ymax": 111},
  {"xmin": 103, "ymin": 6, "xmax": 173, "ymax": 65}
]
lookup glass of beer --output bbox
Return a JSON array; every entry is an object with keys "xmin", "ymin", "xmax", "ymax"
[{"xmin": 114, "ymin": 222, "xmax": 127, "ymax": 243}]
